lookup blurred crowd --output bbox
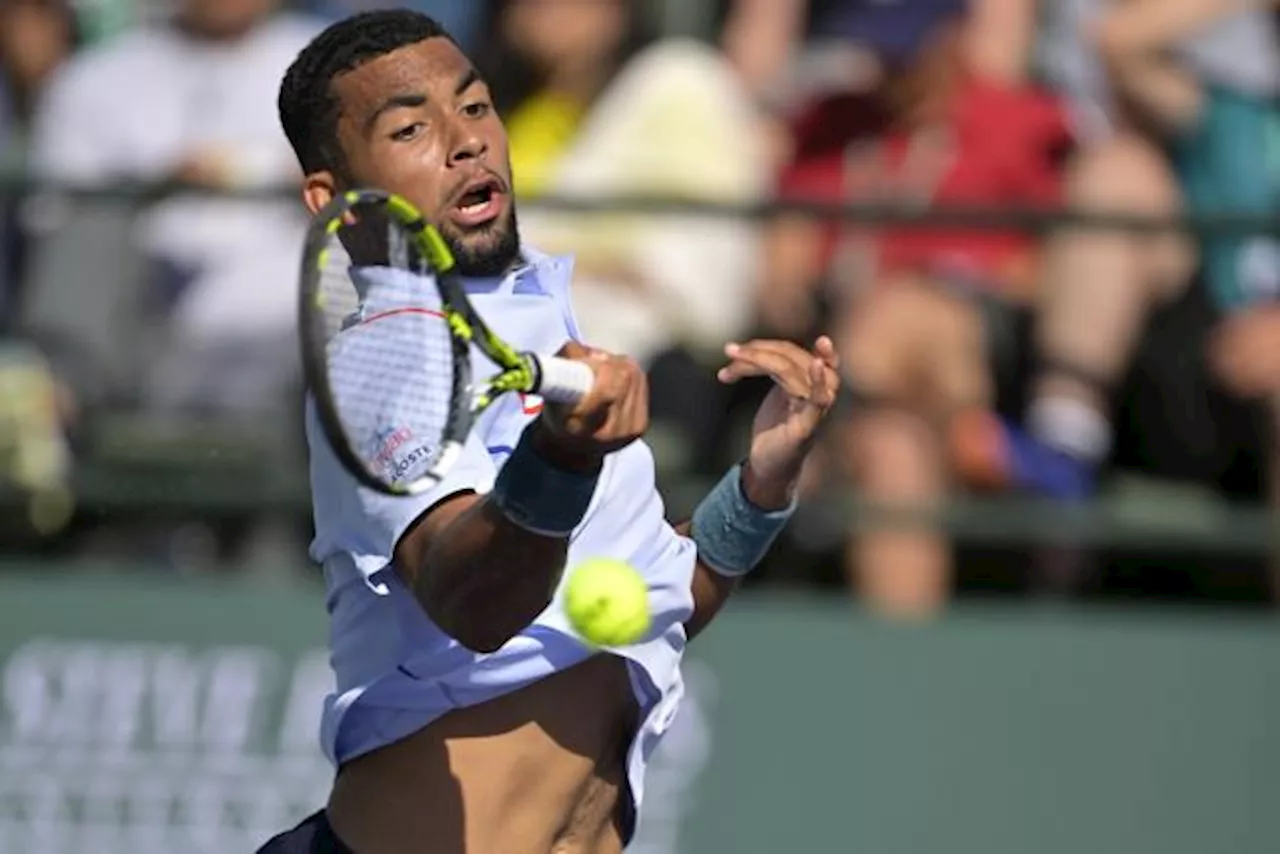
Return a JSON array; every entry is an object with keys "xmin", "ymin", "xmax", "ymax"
[{"xmin": 0, "ymin": 0, "xmax": 1278, "ymax": 617}]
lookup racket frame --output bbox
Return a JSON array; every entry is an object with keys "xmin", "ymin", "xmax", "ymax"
[{"xmin": 299, "ymin": 189, "xmax": 478, "ymax": 496}]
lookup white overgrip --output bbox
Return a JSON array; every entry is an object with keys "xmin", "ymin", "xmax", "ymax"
[{"xmin": 535, "ymin": 355, "xmax": 595, "ymax": 403}]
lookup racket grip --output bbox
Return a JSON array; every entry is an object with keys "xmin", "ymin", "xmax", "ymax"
[{"xmin": 535, "ymin": 355, "xmax": 595, "ymax": 404}]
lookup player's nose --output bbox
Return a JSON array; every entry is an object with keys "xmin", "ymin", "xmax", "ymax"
[{"xmin": 446, "ymin": 120, "xmax": 488, "ymax": 166}]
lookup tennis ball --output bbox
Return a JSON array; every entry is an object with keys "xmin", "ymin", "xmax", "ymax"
[{"xmin": 565, "ymin": 557, "xmax": 651, "ymax": 647}]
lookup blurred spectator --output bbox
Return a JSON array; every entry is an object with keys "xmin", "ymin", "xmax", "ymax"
[
  {"xmin": 27, "ymin": 0, "xmax": 323, "ymax": 417},
  {"xmin": 1211, "ymin": 305, "xmax": 1280, "ymax": 400},
  {"xmin": 0, "ymin": 0, "xmax": 82, "ymax": 542},
  {"xmin": 479, "ymin": 0, "xmax": 770, "ymax": 467},
  {"xmin": 719, "ymin": 0, "xmax": 944, "ymax": 102},
  {"xmin": 720, "ymin": 0, "xmax": 810, "ymax": 101},
  {"xmin": 71, "ymin": 0, "xmax": 144, "ymax": 44},
  {"xmin": 0, "ymin": 0, "xmax": 78, "ymax": 321},
  {"xmin": 759, "ymin": 0, "xmax": 1066, "ymax": 615},
  {"xmin": 952, "ymin": 1, "xmax": 1279, "ymax": 573},
  {"xmin": 303, "ymin": 0, "xmax": 485, "ymax": 52},
  {"xmin": 477, "ymin": 0, "xmax": 657, "ymax": 199},
  {"xmin": 719, "ymin": 0, "xmax": 1036, "ymax": 166},
  {"xmin": 0, "ymin": 0, "xmax": 75, "ymax": 185}
]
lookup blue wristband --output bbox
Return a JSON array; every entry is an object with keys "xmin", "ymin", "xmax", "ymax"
[
  {"xmin": 490, "ymin": 426, "xmax": 601, "ymax": 537},
  {"xmin": 690, "ymin": 462, "xmax": 797, "ymax": 577}
]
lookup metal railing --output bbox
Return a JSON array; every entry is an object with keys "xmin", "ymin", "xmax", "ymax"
[
  {"xmin": 3, "ymin": 176, "xmax": 1279, "ymax": 236},
  {"xmin": 1, "ymin": 177, "xmax": 1278, "ymax": 552}
]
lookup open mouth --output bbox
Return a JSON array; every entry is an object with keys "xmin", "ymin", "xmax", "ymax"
[{"xmin": 451, "ymin": 178, "xmax": 505, "ymax": 227}]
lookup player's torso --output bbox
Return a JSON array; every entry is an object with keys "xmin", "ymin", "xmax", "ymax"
[
  {"xmin": 461, "ymin": 289, "xmax": 692, "ymax": 637},
  {"xmin": 317, "ymin": 277, "xmax": 695, "ymax": 849},
  {"xmin": 366, "ymin": 290, "xmax": 650, "ymax": 851},
  {"xmin": 328, "ymin": 653, "xmax": 637, "ymax": 854}
]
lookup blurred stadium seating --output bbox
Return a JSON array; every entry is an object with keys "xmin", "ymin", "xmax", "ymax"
[{"xmin": 0, "ymin": 1, "xmax": 1278, "ymax": 852}]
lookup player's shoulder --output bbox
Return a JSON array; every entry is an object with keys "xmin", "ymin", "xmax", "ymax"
[
  {"xmin": 326, "ymin": 280, "xmax": 450, "ymax": 395},
  {"xmin": 329, "ymin": 305, "xmax": 446, "ymax": 368},
  {"xmin": 516, "ymin": 245, "xmax": 585, "ymax": 336},
  {"xmin": 521, "ymin": 245, "xmax": 573, "ymax": 282},
  {"xmin": 517, "ymin": 245, "xmax": 575, "ymax": 300}
]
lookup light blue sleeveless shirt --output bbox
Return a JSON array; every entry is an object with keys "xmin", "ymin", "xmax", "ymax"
[{"xmin": 305, "ymin": 248, "xmax": 696, "ymax": 833}]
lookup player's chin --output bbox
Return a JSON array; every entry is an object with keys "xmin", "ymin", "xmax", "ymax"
[{"xmin": 445, "ymin": 214, "xmax": 520, "ymax": 278}]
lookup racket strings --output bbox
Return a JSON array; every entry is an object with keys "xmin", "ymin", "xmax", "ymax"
[{"xmin": 314, "ymin": 202, "xmax": 461, "ymax": 484}]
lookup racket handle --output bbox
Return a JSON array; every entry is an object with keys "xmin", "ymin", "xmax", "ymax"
[{"xmin": 534, "ymin": 355, "xmax": 595, "ymax": 404}]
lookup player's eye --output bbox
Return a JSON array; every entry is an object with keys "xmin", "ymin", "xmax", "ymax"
[
  {"xmin": 389, "ymin": 122, "xmax": 425, "ymax": 142},
  {"xmin": 462, "ymin": 101, "xmax": 490, "ymax": 119}
]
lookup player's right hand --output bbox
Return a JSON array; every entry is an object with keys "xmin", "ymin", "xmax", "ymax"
[{"xmin": 534, "ymin": 341, "xmax": 649, "ymax": 467}]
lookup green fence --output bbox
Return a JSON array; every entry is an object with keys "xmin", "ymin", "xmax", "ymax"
[{"xmin": 0, "ymin": 570, "xmax": 1276, "ymax": 854}]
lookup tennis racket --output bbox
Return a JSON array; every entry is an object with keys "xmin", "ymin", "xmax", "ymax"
[{"xmin": 299, "ymin": 188, "xmax": 595, "ymax": 496}]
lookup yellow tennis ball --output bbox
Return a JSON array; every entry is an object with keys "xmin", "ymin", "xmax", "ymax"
[{"xmin": 565, "ymin": 557, "xmax": 651, "ymax": 647}]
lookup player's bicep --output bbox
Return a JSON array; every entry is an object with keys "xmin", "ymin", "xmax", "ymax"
[
  {"xmin": 391, "ymin": 489, "xmax": 482, "ymax": 591},
  {"xmin": 307, "ymin": 395, "xmax": 497, "ymax": 591}
]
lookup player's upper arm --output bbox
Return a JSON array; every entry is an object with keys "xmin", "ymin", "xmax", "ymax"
[
  {"xmin": 312, "ymin": 293, "xmax": 501, "ymax": 583},
  {"xmin": 391, "ymin": 490, "xmax": 483, "ymax": 592},
  {"xmin": 307, "ymin": 396, "xmax": 498, "ymax": 591},
  {"xmin": 305, "ymin": 303, "xmax": 502, "ymax": 593}
]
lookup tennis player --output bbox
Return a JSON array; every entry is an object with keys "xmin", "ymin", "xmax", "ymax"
[{"xmin": 260, "ymin": 9, "xmax": 839, "ymax": 853}]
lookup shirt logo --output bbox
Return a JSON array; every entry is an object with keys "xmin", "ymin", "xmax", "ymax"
[
  {"xmin": 368, "ymin": 425, "xmax": 414, "ymax": 471},
  {"xmin": 519, "ymin": 393, "xmax": 543, "ymax": 416}
]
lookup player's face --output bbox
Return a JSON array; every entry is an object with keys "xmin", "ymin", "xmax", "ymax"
[{"xmin": 321, "ymin": 37, "xmax": 518, "ymax": 276}]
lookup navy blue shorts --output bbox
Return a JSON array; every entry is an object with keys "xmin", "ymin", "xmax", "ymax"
[{"xmin": 257, "ymin": 810, "xmax": 355, "ymax": 854}]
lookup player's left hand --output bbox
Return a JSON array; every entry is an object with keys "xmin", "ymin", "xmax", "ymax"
[{"xmin": 716, "ymin": 336, "xmax": 840, "ymax": 509}]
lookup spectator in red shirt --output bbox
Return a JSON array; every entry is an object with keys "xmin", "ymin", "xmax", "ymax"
[
  {"xmin": 951, "ymin": 0, "xmax": 1280, "ymax": 518},
  {"xmin": 758, "ymin": 0, "xmax": 1066, "ymax": 615}
]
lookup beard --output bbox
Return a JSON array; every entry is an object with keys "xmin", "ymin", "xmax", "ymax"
[{"xmin": 442, "ymin": 204, "xmax": 521, "ymax": 278}]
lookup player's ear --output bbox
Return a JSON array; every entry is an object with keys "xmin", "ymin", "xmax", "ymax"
[{"xmin": 302, "ymin": 171, "xmax": 337, "ymax": 216}]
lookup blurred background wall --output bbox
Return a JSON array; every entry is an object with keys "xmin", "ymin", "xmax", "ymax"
[{"xmin": 0, "ymin": 1, "xmax": 1278, "ymax": 852}]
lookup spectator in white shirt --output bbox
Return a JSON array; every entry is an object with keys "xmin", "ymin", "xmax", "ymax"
[
  {"xmin": 30, "ymin": 0, "xmax": 324, "ymax": 416},
  {"xmin": 1, "ymin": 0, "xmax": 78, "ymax": 322}
]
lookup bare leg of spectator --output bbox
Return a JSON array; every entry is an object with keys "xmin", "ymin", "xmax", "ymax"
[
  {"xmin": 720, "ymin": 0, "xmax": 808, "ymax": 101},
  {"xmin": 1032, "ymin": 134, "xmax": 1195, "ymax": 481},
  {"xmin": 843, "ymin": 410, "xmax": 949, "ymax": 616},
  {"xmin": 953, "ymin": 134, "xmax": 1196, "ymax": 503},
  {"xmin": 837, "ymin": 274, "xmax": 992, "ymax": 617},
  {"xmin": 1210, "ymin": 309, "xmax": 1280, "ymax": 606}
]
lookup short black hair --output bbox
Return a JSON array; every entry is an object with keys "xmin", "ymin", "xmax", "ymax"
[{"xmin": 278, "ymin": 9, "xmax": 454, "ymax": 174}]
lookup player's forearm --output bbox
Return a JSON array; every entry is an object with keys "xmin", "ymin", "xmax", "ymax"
[
  {"xmin": 402, "ymin": 422, "xmax": 603, "ymax": 653},
  {"xmin": 681, "ymin": 463, "xmax": 797, "ymax": 641},
  {"xmin": 680, "ymin": 519, "xmax": 741, "ymax": 641},
  {"xmin": 412, "ymin": 496, "xmax": 570, "ymax": 653}
]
